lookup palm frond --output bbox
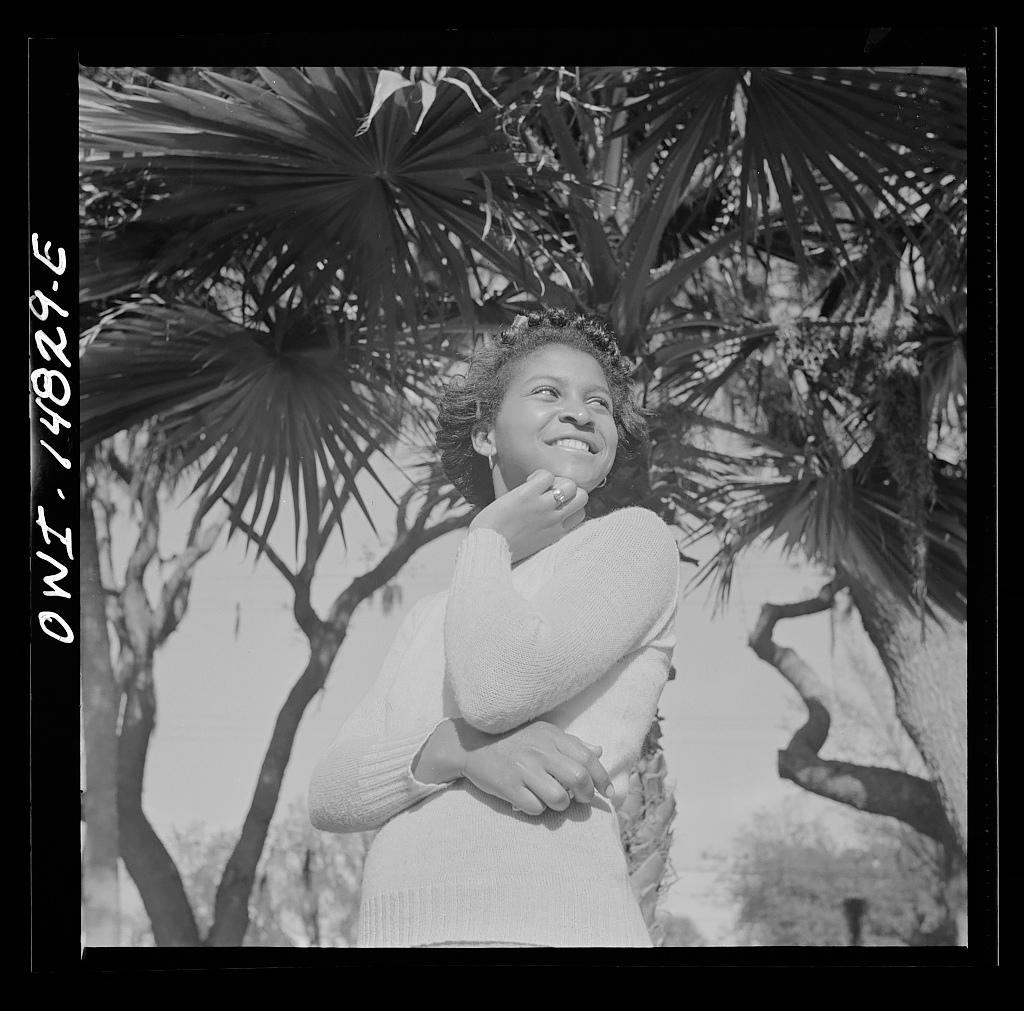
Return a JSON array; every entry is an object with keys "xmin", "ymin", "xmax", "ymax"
[
  {"xmin": 615, "ymin": 67, "xmax": 966, "ymax": 277},
  {"xmin": 680, "ymin": 429, "xmax": 965, "ymax": 621},
  {"xmin": 649, "ymin": 323, "xmax": 778, "ymax": 408},
  {"xmin": 80, "ymin": 299, "xmax": 439, "ymax": 550},
  {"xmin": 915, "ymin": 292, "xmax": 967, "ymax": 427},
  {"xmin": 80, "ymin": 68, "xmax": 560, "ymax": 342}
]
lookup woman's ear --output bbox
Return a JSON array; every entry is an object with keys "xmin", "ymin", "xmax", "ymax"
[{"xmin": 470, "ymin": 424, "xmax": 495, "ymax": 459}]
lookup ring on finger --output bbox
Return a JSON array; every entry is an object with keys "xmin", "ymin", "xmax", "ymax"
[{"xmin": 552, "ymin": 488, "xmax": 567, "ymax": 507}]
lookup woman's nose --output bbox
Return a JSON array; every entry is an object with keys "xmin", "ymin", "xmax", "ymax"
[{"xmin": 559, "ymin": 401, "xmax": 593, "ymax": 425}]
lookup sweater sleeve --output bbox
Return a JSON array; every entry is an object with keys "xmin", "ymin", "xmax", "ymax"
[
  {"xmin": 307, "ymin": 594, "xmax": 452, "ymax": 834},
  {"xmin": 444, "ymin": 506, "xmax": 679, "ymax": 734}
]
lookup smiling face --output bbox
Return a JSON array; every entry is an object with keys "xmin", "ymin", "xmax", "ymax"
[{"xmin": 472, "ymin": 344, "xmax": 619, "ymax": 497}]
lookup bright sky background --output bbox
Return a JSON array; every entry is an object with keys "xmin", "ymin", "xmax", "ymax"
[{"xmin": 109, "ymin": 443, "xmax": 905, "ymax": 946}]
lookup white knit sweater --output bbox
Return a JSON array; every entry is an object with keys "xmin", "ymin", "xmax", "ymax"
[{"xmin": 308, "ymin": 506, "xmax": 679, "ymax": 947}]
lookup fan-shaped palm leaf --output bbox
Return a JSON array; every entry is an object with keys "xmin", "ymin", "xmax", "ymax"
[
  {"xmin": 79, "ymin": 68, "xmax": 557, "ymax": 341},
  {"xmin": 614, "ymin": 67, "xmax": 966, "ymax": 277},
  {"xmin": 649, "ymin": 322, "xmax": 779, "ymax": 409},
  {"xmin": 681, "ymin": 422, "xmax": 966, "ymax": 622},
  {"xmin": 523, "ymin": 88, "xmax": 751, "ymax": 352},
  {"xmin": 81, "ymin": 299, "xmax": 440, "ymax": 551},
  {"xmin": 645, "ymin": 306, "xmax": 966, "ymax": 621}
]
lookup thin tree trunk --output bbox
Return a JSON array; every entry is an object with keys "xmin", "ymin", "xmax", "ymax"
[
  {"xmin": 206, "ymin": 507, "xmax": 471, "ymax": 946},
  {"xmin": 80, "ymin": 487, "xmax": 121, "ymax": 946},
  {"xmin": 206, "ymin": 637, "xmax": 339, "ymax": 946},
  {"xmin": 117, "ymin": 661, "xmax": 202, "ymax": 946},
  {"xmin": 95, "ymin": 447, "xmax": 231, "ymax": 947}
]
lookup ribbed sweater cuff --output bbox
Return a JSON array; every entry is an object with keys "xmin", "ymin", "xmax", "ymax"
[
  {"xmin": 364, "ymin": 721, "xmax": 454, "ymax": 807},
  {"xmin": 452, "ymin": 528, "xmax": 512, "ymax": 586},
  {"xmin": 309, "ymin": 720, "xmax": 455, "ymax": 833}
]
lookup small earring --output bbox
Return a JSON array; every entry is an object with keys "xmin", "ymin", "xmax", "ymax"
[
  {"xmin": 488, "ymin": 450, "xmax": 495, "ymax": 472},
  {"xmin": 597, "ymin": 475, "xmax": 608, "ymax": 488}
]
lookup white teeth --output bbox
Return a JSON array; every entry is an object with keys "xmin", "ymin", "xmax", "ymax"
[{"xmin": 553, "ymin": 439, "xmax": 591, "ymax": 452}]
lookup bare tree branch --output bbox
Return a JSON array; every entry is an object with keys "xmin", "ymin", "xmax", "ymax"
[
  {"xmin": 777, "ymin": 749, "xmax": 954, "ymax": 845},
  {"xmin": 748, "ymin": 577, "xmax": 844, "ymax": 754},
  {"xmin": 208, "ymin": 503, "xmax": 473, "ymax": 945},
  {"xmin": 124, "ymin": 460, "xmax": 161, "ymax": 585},
  {"xmin": 91, "ymin": 485, "xmax": 120, "ymax": 592},
  {"xmin": 394, "ymin": 485, "xmax": 417, "ymax": 540},
  {"xmin": 748, "ymin": 578, "xmax": 955, "ymax": 847},
  {"xmin": 410, "ymin": 481, "xmax": 462, "ymax": 534},
  {"xmin": 326, "ymin": 508, "xmax": 472, "ymax": 630},
  {"xmin": 105, "ymin": 448, "xmax": 134, "ymax": 487},
  {"xmin": 90, "ymin": 489, "xmax": 127, "ymax": 639},
  {"xmin": 119, "ymin": 463, "xmax": 162, "ymax": 659},
  {"xmin": 153, "ymin": 509, "xmax": 232, "ymax": 644}
]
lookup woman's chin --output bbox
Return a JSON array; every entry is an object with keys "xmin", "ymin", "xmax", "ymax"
[
  {"xmin": 560, "ymin": 471, "xmax": 607, "ymax": 493},
  {"xmin": 549, "ymin": 462, "xmax": 597, "ymax": 484}
]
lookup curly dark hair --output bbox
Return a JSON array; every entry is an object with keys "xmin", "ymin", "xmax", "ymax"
[{"xmin": 435, "ymin": 307, "xmax": 651, "ymax": 507}]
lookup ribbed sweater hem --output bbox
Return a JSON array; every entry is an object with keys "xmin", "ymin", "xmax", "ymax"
[{"xmin": 357, "ymin": 877, "xmax": 652, "ymax": 948}]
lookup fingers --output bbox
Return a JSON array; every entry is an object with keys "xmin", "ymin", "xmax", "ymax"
[
  {"xmin": 527, "ymin": 470, "xmax": 583, "ymax": 513},
  {"xmin": 550, "ymin": 477, "xmax": 578, "ymax": 509},
  {"xmin": 525, "ymin": 771, "xmax": 575, "ymax": 813},
  {"xmin": 529, "ymin": 743, "xmax": 613, "ymax": 808},
  {"xmin": 553, "ymin": 754, "xmax": 609, "ymax": 805},
  {"xmin": 509, "ymin": 787, "xmax": 546, "ymax": 817},
  {"xmin": 566, "ymin": 486, "xmax": 588, "ymax": 513},
  {"xmin": 558, "ymin": 735, "xmax": 614, "ymax": 800},
  {"xmin": 499, "ymin": 725, "xmax": 613, "ymax": 815},
  {"xmin": 555, "ymin": 487, "xmax": 588, "ymax": 541}
]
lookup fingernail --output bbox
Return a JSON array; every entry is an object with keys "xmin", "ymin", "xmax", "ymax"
[{"xmin": 605, "ymin": 785, "xmax": 615, "ymax": 798}]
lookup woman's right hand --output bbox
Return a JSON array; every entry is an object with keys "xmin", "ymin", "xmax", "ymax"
[
  {"xmin": 469, "ymin": 469, "xmax": 588, "ymax": 564},
  {"xmin": 460, "ymin": 720, "xmax": 614, "ymax": 816}
]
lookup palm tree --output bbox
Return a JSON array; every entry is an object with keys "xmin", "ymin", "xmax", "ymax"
[
  {"xmin": 495, "ymin": 66, "xmax": 968, "ymax": 938},
  {"xmin": 79, "ymin": 65, "xmax": 967, "ymax": 944},
  {"xmin": 79, "ymin": 66, "xmax": 569, "ymax": 545},
  {"xmin": 80, "ymin": 65, "xmax": 966, "ymax": 547}
]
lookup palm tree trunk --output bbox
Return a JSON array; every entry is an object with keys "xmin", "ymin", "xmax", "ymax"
[
  {"xmin": 846, "ymin": 578, "xmax": 968, "ymax": 943},
  {"xmin": 620, "ymin": 715, "xmax": 676, "ymax": 944},
  {"xmin": 846, "ymin": 581, "xmax": 967, "ymax": 854},
  {"xmin": 80, "ymin": 487, "xmax": 121, "ymax": 946}
]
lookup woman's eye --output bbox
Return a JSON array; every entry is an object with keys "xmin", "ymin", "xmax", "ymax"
[{"xmin": 534, "ymin": 387, "xmax": 610, "ymax": 409}]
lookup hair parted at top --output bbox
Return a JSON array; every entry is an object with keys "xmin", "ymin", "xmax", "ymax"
[{"xmin": 435, "ymin": 307, "xmax": 651, "ymax": 507}]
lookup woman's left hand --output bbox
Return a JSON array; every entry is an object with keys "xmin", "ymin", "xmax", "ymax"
[{"xmin": 459, "ymin": 720, "xmax": 613, "ymax": 816}]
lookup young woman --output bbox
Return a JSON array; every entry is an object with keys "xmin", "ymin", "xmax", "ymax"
[{"xmin": 308, "ymin": 308, "xmax": 680, "ymax": 947}]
